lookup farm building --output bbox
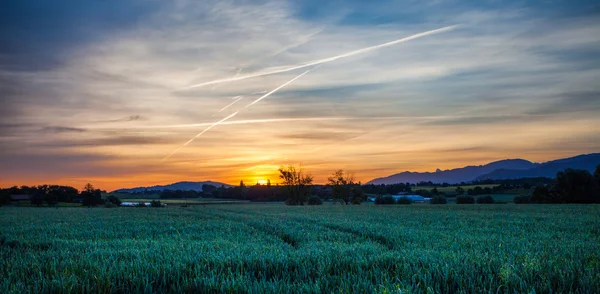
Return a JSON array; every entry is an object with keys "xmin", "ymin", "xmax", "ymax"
[
  {"xmin": 10, "ymin": 194, "xmax": 31, "ymax": 202},
  {"xmin": 121, "ymin": 202, "xmax": 167, "ymax": 207},
  {"xmin": 395, "ymin": 195, "xmax": 431, "ymax": 203},
  {"xmin": 367, "ymin": 195, "xmax": 431, "ymax": 203}
]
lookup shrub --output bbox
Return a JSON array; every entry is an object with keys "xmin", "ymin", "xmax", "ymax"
[
  {"xmin": 104, "ymin": 195, "xmax": 122, "ymax": 206},
  {"xmin": 307, "ymin": 196, "xmax": 323, "ymax": 205},
  {"xmin": 513, "ymin": 195, "xmax": 531, "ymax": 204},
  {"xmin": 430, "ymin": 196, "xmax": 447, "ymax": 204},
  {"xmin": 135, "ymin": 202, "xmax": 147, "ymax": 208},
  {"xmin": 375, "ymin": 196, "xmax": 395, "ymax": 205},
  {"xmin": 477, "ymin": 195, "xmax": 495, "ymax": 204},
  {"xmin": 104, "ymin": 202, "xmax": 118, "ymax": 208},
  {"xmin": 456, "ymin": 195, "xmax": 475, "ymax": 204},
  {"xmin": 150, "ymin": 200, "xmax": 163, "ymax": 208},
  {"xmin": 396, "ymin": 197, "xmax": 412, "ymax": 205}
]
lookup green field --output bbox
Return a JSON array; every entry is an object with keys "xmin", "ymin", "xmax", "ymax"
[
  {"xmin": 414, "ymin": 185, "xmax": 499, "ymax": 193},
  {"xmin": 1, "ymin": 204, "xmax": 599, "ymax": 293},
  {"xmin": 121, "ymin": 198, "xmax": 250, "ymax": 205}
]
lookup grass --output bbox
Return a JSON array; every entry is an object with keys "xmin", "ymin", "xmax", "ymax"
[
  {"xmin": 1, "ymin": 204, "xmax": 599, "ymax": 293},
  {"xmin": 121, "ymin": 198, "xmax": 250, "ymax": 205},
  {"xmin": 414, "ymin": 184, "xmax": 499, "ymax": 193}
]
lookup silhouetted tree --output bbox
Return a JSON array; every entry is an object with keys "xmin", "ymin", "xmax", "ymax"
[
  {"xmin": 202, "ymin": 184, "xmax": 217, "ymax": 195},
  {"xmin": 328, "ymin": 169, "xmax": 356, "ymax": 205},
  {"xmin": 105, "ymin": 195, "xmax": 122, "ymax": 206},
  {"xmin": 594, "ymin": 165, "xmax": 600, "ymax": 194},
  {"xmin": 455, "ymin": 186, "xmax": 465, "ymax": 195},
  {"xmin": 0, "ymin": 189, "xmax": 10, "ymax": 206},
  {"xmin": 81, "ymin": 183, "xmax": 103, "ymax": 207},
  {"xmin": 430, "ymin": 195, "xmax": 447, "ymax": 204},
  {"xmin": 554, "ymin": 169, "xmax": 598, "ymax": 203},
  {"xmin": 279, "ymin": 165, "xmax": 313, "ymax": 205},
  {"xmin": 351, "ymin": 186, "xmax": 366, "ymax": 204},
  {"xmin": 530, "ymin": 186, "xmax": 559, "ymax": 203}
]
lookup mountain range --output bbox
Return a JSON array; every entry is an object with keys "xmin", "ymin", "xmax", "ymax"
[
  {"xmin": 113, "ymin": 181, "xmax": 232, "ymax": 193},
  {"xmin": 367, "ymin": 153, "xmax": 600, "ymax": 185}
]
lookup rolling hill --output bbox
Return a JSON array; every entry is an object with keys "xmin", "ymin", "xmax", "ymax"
[
  {"xmin": 475, "ymin": 153, "xmax": 600, "ymax": 180},
  {"xmin": 112, "ymin": 181, "xmax": 232, "ymax": 193},
  {"xmin": 367, "ymin": 153, "xmax": 600, "ymax": 184}
]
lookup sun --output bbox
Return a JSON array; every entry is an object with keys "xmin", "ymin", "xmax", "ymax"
[{"xmin": 257, "ymin": 179, "xmax": 268, "ymax": 185}]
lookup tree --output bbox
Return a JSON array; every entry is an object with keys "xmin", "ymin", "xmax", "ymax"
[
  {"xmin": 327, "ymin": 170, "xmax": 356, "ymax": 205},
  {"xmin": 351, "ymin": 186, "xmax": 366, "ymax": 204},
  {"xmin": 594, "ymin": 165, "xmax": 600, "ymax": 193},
  {"xmin": 554, "ymin": 169, "xmax": 598, "ymax": 203},
  {"xmin": 455, "ymin": 186, "xmax": 465, "ymax": 195},
  {"xmin": 530, "ymin": 185, "xmax": 560, "ymax": 203},
  {"xmin": 0, "ymin": 189, "xmax": 10, "ymax": 206},
  {"xmin": 105, "ymin": 195, "xmax": 122, "ymax": 206},
  {"xmin": 430, "ymin": 196, "xmax": 447, "ymax": 204},
  {"xmin": 31, "ymin": 188, "xmax": 46, "ymax": 207},
  {"xmin": 279, "ymin": 165, "xmax": 313, "ymax": 205},
  {"xmin": 202, "ymin": 184, "xmax": 217, "ymax": 195},
  {"xmin": 239, "ymin": 180, "xmax": 247, "ymax": 199},
  {"xmin": 81, "ymin": 183, "xmax": 103, "ymax": 207}
]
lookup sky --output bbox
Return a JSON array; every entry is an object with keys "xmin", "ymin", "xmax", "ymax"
[{"xmin": 1, "ymin": 0, "xmax": 599, "ymax": 191}]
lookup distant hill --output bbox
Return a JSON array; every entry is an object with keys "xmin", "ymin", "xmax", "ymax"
[
  {"xmin": 476, "ymin": 153, "xmax": 600, "ymax": 180},
  {"xmin": 367, "ymin": 159, "xmax": 536, "ymax": 185},
  {"xmin": 112, "ymin": 181, "xmax": 232, "ymax": 193},
  {"xmin": 367, "ymin": 153, "xmax": 600, "ymax": 184}
]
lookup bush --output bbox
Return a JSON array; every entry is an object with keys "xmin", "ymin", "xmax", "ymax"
[
  {"xmin": 430, "ymin": 196, "xmax": 447, "ymax": 204},
  {"xmin": 375, "ymin": 196, "xmax": 395, "ymax": 205},
  {"xmin": 150, "ymin": 200, "xmax": 163, "ymax": 208},
  {"xmin": 456, "ymin": 195, "xmax": 475, "ymax": 204},
  {"xmin": 104, "ymin": 202, "xmax": 118, "ymax": 208},
  {"xmin": 135, "ymin": 202, "xmax": 147, "ymax": 207},
  {"xmin": 477, "ymin": 195, "xmax": 495, "ymax": 204},
  {"xmin": 513, "ymin": 195, "xmax": 531, "ymax": 204},
  {"xmin": 396, "ymin": 197, "xmax": 412, "ymax": 205},
  {"xmin": 104, "ymin": 195, "xmax": 122, "ymax": 206},
  {"xmin": 307, "ymin": 196, "xmax": 323, "ymax": 205}
]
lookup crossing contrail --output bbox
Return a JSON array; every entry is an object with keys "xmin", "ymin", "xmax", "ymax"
[
  {"xmin": 181, "ymin": 25, "xmax": 458, "ymax": 90},
  {"xmin": 163, "ymin": 67, "xmax": 318, "ymax": 161},
  {"xmin": 162, "ymin": 111, "xmax": 239, "ymax": 161},
  {"xmin": 245, "ymin": 67, "xmax": 315, "ymax": 108},
  {"xmin": 218, "ymin": 96, "xmax": 244, "ymax": 112}
]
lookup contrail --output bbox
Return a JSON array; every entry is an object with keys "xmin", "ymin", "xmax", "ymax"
[
  {"xmin": 182, "ymin": 25, "xmax": 458, "ymax": 89},
  {"xmin": 216, "ymin": 91, "xmax": 267, "ymax": 113},
  {"xmin": 218, "ymin": 96, "xmax": 244, "ymax": 112},
  {"xmin": 245, "ymin": 67, "xmax": 315, "ymax": 108},
  {"xmin": 162, "ymin": 111, "xmax": 239, "ymax": 161},
  {"xmin": 132, "ymin": 117, "xmax": 349, "ymax": 129},
  {"xmin": 163, "ymin": 68, "xmax": 317, "ymax": 161}
]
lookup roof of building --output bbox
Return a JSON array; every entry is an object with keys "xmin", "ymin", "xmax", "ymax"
[{"xmin": 10, "ymin": 194, "xmax": 31, "ymax": 201}]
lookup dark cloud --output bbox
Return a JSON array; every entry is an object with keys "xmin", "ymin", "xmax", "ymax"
[
  {"xmin": 97, "ymin": 115, "xmax": 144, "ymax": 123},
  {"xmin": 42, "ymin": 126, "xmax": 88, "ymax": 133},
  {"xmin": 279, "ymin": 131, "xmax": 363, "ymax": 141},
  {"xmin": 0, "ymin": 0, "xmax": 163, "ymax": 71},
  {"xmin": 527, "ymin": 91, "xmax": 600, "ymax": 115},
  {"xmin": 421, "ymin": 114, "xmax": 529, "ymax": 126},
  {"xmin": 34, "ymin": 135, "xmax": 171, "ymax": 148}
]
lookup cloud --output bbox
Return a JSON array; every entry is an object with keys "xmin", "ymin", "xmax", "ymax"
[
  {"xmin": 1, "ymin": 0, "xmax": 600, "ymax": 189},
  {"xmin": 42, "ymin": 126, "xmax": 88, "ymax": 133}
]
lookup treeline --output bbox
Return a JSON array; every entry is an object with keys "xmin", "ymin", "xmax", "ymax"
[
  {"xmin": 524, "ymin": 167, "xmax": 600, "ymax": 203},
  {"xmin": 0, "ymin": 184, "xmax": 105, "ymax": 207}
]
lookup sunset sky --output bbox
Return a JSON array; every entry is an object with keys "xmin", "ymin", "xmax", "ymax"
[{"xmin": 1, "ymin": 0, "xmax": 599, "ymax": 191}]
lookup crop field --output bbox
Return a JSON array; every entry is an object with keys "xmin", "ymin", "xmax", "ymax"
[
  {"xmin": 120, "ymin": 198, "xmax": 250, "ymax": 205},
  {"xmin": 414, "ymin": 185, "xmax": 499, "ymax": 193},
  {"xmin": 1, "ymin": 204, "xmax": 599, "ymax": 293}
]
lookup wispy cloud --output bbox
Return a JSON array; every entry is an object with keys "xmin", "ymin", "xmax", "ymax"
[{"xmin": 1, "ymin": 0, "xmax": 599, "ymax": 189}]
